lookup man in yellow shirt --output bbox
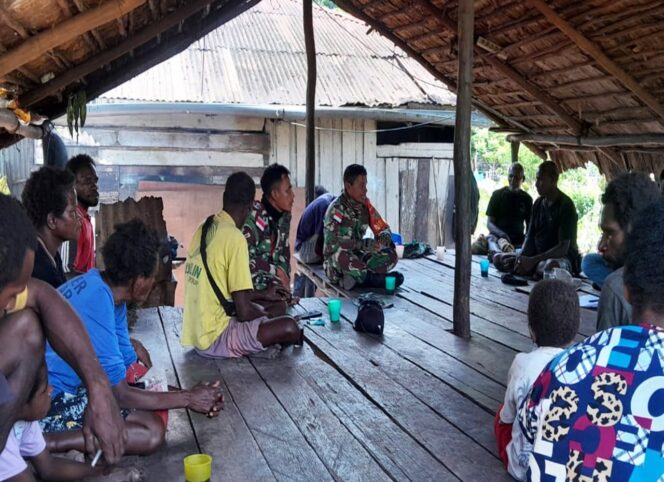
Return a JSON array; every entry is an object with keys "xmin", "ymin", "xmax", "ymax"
[
  {"xmin": 0, "ymin": 194, "xmax": 126, "ymax": 463},
  {"xmin": 182, "ymin": 171, "xmax": 301, "ymax": 358}
]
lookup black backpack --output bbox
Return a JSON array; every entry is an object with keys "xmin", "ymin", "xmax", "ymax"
[{"xmin": 354, "ymin": 299, "xmax": 384, "ymax": 335}]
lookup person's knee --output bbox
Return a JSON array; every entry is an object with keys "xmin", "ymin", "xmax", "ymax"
[
  {"xmin": 279, "ymin": 317, "xmax": 300, "ymax": 342},
  {"xmin": 142, "ymin": 412, "xmax": 166, "ymax": 454}
]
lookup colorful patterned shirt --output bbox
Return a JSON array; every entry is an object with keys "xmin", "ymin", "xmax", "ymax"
[
  {"xmin": 518, "ymin": 323, "xmax": 664, "ymax": 481},
  {"xmin": 242, "ymin": 199, "xmax": 292, "ymax": 291}
]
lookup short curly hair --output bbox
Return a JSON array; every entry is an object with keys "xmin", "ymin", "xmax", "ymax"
[
  {"xmin": 528, "ymin": 279, "xmax": 579, "ymax": 347},
  {"xmin": 22, "ymin": 167, "xmax": 75, "ymax": 229},
  {"xmin": 0, "ymin": 194, "xmax": 38, "ymax": 290},
  {"xmin": 66, "ymin": 154, "xmax": 95, "ymax": 175},
  {"xmin": 102, "ymin": 219, "xmax": 159, "ymax": 286},
  {"xmin": 601, "ymin": 172, "xmax": 660, "ymax": 232},
  {"xmin": 624, "ymin": 198, "xmax": 664, "ymax": 317}
]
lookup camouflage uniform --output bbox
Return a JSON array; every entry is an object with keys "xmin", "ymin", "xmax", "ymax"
[
  {"xmin": 242, "ymin": 200, "xmax": 292, "ymax": 291},
  {"xmin": 323, "ymin": 191, "xmax": 397, "ymax": 287}
]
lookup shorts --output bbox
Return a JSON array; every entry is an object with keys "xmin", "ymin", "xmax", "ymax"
[
  {"xmin": 196, "ymin": 317, "xmax": 269, "ymax": 359},
  {"xmin": 40, "ymin": 387, "xmax": 131, "ymax": 433}
]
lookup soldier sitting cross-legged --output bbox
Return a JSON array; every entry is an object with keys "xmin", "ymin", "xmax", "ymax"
[{"xmin": 323, "ymin": 164, "xmax": 404, "ymax": 291}]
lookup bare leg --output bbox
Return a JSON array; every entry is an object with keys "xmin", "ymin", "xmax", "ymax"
[
  {"xmin": 46, "ymin": 410, "xmax": 165, "ymax": 456},
  {"xmin": 257, "ymin": 316, "xmax": 301, "ymax": 347}
]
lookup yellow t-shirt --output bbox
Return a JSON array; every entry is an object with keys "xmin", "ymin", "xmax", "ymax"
[
  {"xmin": 181, "ymin": 211, "xmax": 254, "ymax": 350},
  {"xmin": 6, "ymin": 287, "xmax": 28, "ymax": 314}
]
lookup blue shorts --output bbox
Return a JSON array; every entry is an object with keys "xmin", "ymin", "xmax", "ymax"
[{"xmin": 40, "ymin": 387, "xmax": 131, "ymax": 433}]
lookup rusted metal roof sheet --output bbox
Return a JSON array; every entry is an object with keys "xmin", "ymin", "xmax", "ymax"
[{"xmin": 101, "ymin": 0, "xmax": 456, "ymax": 108}]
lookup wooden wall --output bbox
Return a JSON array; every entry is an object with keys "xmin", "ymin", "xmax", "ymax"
[{"xmin": 54, "ymin": 112, "xmax": 453, "ymax": 246}]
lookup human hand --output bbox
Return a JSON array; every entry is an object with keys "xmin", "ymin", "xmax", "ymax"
[
  {"xmin": 83, "ymin": 385, "xmax": 128, "ymax": 463},
  {"xmin": 130, "ymin": 338, "xmax": 152, "ymax": 369},
  {"xmin": 187, "ymin": 381, "xmax": 224, "ymax": 416},
  {"xmin": 514, "ymin": 256, "xmax": 536, "ymax": 275}
]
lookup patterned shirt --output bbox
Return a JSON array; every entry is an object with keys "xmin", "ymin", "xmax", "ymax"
[
  {"xmin": 519, "ymin": 323, "xmax": 664, "ymax": 481},
  {"xmin": 242, "ymin": 199, "xmax": 291, "ymax": 291}
]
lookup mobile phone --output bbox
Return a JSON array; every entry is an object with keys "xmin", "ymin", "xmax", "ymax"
[{"xmin": 296, "ymin": 310, "xmax": 323, "ymax": 321}]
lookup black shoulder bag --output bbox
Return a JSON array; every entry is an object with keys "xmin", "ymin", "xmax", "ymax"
[{"xmin": 200, "ymin": 215, "xmax": 237, "ymax": 317}]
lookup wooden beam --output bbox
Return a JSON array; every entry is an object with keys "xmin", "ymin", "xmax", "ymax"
[
  {"xmin": 453, "ymin": 0, "xmax": 473, "ymax": 339},
  {"xmin": 526, "ymin": 0, "xmax": 664, "ymax": 124},
  {"xmin": 0, "ymin": 0, "xmax": 145, "ymax": 79},
  {"xmin": 507, "ymin": 133, "xmax": 664, "ymax": 147},
  {"xmin": 511, "ymin": 141, "xmax": 520, "ymax": 164},
  {"xmin": 23, "ymin": 0, "xmax": 215, "ymax": 107},
  {"xmin": 53, "ymin": 0, "xmax": 100, "ymax": 53},
  {"xmin": 303, "ymin": 0, "xmax": 316, "ymax": 205},
  {"xmin": 72, "ymin": 0, "xmax": 108, "ymax": 50},
  {"xmin": 415, "ymin": 0, "xmax": 584, "ymax": 135},
  {"xmin": 43, "ymin": 0, "xmax": 260, "ymax": 121}
]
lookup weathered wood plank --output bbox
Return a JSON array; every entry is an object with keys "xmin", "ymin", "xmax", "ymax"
[
  {"xmin": 129, "ymin": 308, "xmax": 198, "ymax": 477},
  {"xmin": 248, "ymin": 353, "xmax": 395, "ymax": 481},
  {"xmin": 384, "ymin": 157, "xmax": 400, "ymax": 234},
  {"xmin": 158, "ymin": 307, "xmax": 276, "ymax": 482},
  {"xmin": 75, "ymin": 113, "xmax": 265, "ymax": 131},
  {"xmin": 300, "ymin": 301, "xmax": 510, "ymax": 481}
]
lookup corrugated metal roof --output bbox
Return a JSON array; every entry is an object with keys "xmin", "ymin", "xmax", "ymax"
[{"xmin": 101, "ymin": 0, "xmax": 455, "ymax": 108}]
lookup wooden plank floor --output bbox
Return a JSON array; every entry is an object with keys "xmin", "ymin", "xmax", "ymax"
[{"xmin": 130, "ymin": 258, "xmax": 598, "ymax": 481}]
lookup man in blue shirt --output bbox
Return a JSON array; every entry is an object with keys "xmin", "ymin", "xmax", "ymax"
[
  {"xmin": 294, "ymin": 186, "xmax": 334, "ymax": 297},
  {"xmin": 42, "ymin": 220, "xmax": 224, "ymax": 457}
]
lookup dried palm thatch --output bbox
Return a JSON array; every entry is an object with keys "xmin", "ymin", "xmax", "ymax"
[
  {"xmin": 0, "ymin": 0, "xmax": 259, "ymax": 145},
  {"xmin": 333, "ymin": 0, "xmax": 664, "ymax": 178},
  {"xmin": 0, "ymin": 0, "xmax": 663, "ymax": 178}
]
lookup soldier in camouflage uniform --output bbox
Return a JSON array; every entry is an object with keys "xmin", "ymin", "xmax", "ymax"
[
  {"xmin": 243, "ymin": 164, "xmax": 294, "ymax": 292},
  {"xmin": 324, "ymin": 164, "xmax": 403, "ymax": 290}
]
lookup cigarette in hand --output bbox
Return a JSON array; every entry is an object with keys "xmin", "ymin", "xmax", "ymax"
[{"xmin": 91, "ymin": 449, "xmax": 102, "ymax": 467}]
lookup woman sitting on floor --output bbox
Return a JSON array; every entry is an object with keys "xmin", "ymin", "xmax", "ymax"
[{"xmin": 41, "ymin": 219, "xmax": 224, "ymax": 457}]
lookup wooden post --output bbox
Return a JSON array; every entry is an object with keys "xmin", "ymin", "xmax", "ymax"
[
  {"xmin": 511, "ymin": 141, "xmax": 520, "ymax": 164},
  {"xmin": 452, "ymin": 0, "xmax": 474, "ymax": 339},
  {"xmin": 303, "ymin": 0, "xmax": 316, "ymax": 204}
]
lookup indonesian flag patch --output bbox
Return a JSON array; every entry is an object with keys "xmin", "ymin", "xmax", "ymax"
[
  {"xmin": 333, "ymin": 212, "xmax": 344, "ymax": 224},
  {"xmin": 256, "ymin": 217, "xmax": 267, "ymax": 231}
]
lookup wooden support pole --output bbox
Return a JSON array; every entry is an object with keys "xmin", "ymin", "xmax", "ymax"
[
  {"xmin": 0, "ymin": 0, "xmax": 145, "ymax": 79},
  {"xmin": 452, "ymin": 0, "xmax": 473, "ymax": 339},
  {"xmin": 23, "ymin": 0, "xmax": 216, "ymax": 107},
  {"xmin": 526, "ymin": 0, "xmax": 664, "ymax": 125},
  {"xmin": 511, "ymin": 141, "xmax": 520, "ymax": 164},
  {"xmin": 303, "ymin": 0, "xmax": 316, "ymax": 204}
]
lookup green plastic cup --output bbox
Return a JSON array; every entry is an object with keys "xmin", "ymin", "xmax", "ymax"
[
  {"xmin": 184, "ymin": 454, "xmax": 212, "ymax": 482},
  {"xmin": 328, "ymin": 298, "xmax": 342, "ymax": 323},
  {"xmin": 385, "ymin": 275, "xmax": 396, "ymax": 294},
  {"xmin": 480, "ymin": 259, "xmax": 490, "ymax": 278}
]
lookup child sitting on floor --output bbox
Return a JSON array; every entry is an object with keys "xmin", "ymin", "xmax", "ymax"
[
  {"xmin": 494, "ymin": 279, "xmax": 579, "ymax": 481},
  {"xmin": 0, "ymin": 364, "xmax": 141, "ymax": 482}
]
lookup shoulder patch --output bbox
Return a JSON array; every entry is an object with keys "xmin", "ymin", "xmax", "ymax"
[
  {"xmin": 333, "ymin": 211, "xmax": 344, "ymax": 224},
  {"xmin": 256, "ymin": 217, "xmax": 267, "ymax": 232}
]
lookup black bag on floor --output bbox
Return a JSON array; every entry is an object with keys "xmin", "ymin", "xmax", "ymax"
[{"xmin": 354, "ymin": 299, "xmax": 384, "ymax": 335}]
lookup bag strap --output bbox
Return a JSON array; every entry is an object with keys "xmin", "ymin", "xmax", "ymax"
[{"xmin": 200, "ymin": 215, "xmax": 236, "ymax": 317}]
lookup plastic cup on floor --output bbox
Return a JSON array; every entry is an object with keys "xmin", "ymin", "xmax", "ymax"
[
  {"xmin": 480, "ymin": 259, "xmax": 490, "ymax": 278},
  {"xmin": 436, "ymin": 246, "xmax": 446, "ymax": 261},
  {"xmin": 395, "ymin": 245, "xmax": 405, "ymax": 259},
  {"xmin": 184, "ymin": 454, "xmax": 212, "ymax": 482},
  {"xmin": 385, "ymin": 275, "xmax": 396, "ymax": 295},
  {"xmin": 328, "ymin": 298, "xmax": 342, "ymax": 323}
]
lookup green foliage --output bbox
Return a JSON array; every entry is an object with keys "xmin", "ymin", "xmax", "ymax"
[
  {"xmin": 471, "ymin": 128, "xmax": 605, "ymax": 253},
  {"xmin": 314, "ymin": 0, "xmax": 337, "ymax": 8}
]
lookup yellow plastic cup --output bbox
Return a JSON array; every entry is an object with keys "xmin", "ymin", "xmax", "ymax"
[{"xmin": 184, "ymin": 454, "xmax": 212, "ymax": 482}]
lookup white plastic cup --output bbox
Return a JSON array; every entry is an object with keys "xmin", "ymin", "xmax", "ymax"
[
  {"xmin": 395, "ymin": 245, "xmax": 405, "ymax": 259},
  {"xmin": 436, "ymin": 246, "xmax": 446, "ymax": 261}
]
